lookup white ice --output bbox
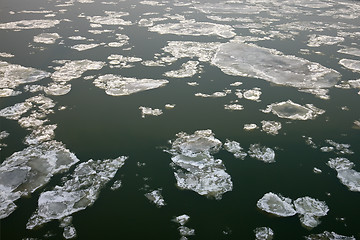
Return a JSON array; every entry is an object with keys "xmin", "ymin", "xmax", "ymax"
[
  {"xmin": 255, "ymin": 227, "xmax": 274, "ymax": 240},
  {"xmin": 145, "ymin": 189, "xmax": 166, "ymax": 207},
  {"xmin": 257, "ymin": 192, "xmax": 297, "ymax": 217},
  {"xmin": 248, "ymin": 144, "xmax": 275, "ymax": 163},
  {"xmin": 261, "ymin": 121, "xmax": 282, "ymax": 135}
]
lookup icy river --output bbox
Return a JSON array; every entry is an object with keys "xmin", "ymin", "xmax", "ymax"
[{"xmin": 0, "ymin": 0, "xmax": 360, "ymax": 239}]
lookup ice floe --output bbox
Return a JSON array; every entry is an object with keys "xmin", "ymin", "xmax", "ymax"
[
  {"xmin": 0, "ymin": 19, "xmax": 61, "ymax": 30},
  {"xmin": 257, "ymin": 192, "xmax": 297, "ymax": 217},
  {"xmin": 0, "ymin": 141, "xmax": 79, "ymax": 219},
  {"xmin": 212, "ymin": 42, "xmax": 341, "ymax": 91},
  {"xmin": 44, "ymin": 82, "xmax": 71, "ymax": 96},
  {"xmin": 34, "ymin": 33, "xmax": 60, "ymax": 44},
  {"xmin": 262, "ymin": 100, "xmax": 325, "ymax": 120},
  {"xmin": 149, "ymin": 20, "xmax": 236, "ymax": 38},
  {"xmin": 164, "ymin": 61, "xmax": 199, "ymax": 78},
  {"xmin": 224, "ymin": 140, "xmax": 247, "ymax": 159},
  {"xmin": 305, "ymin": 231, "xmax": 355, "ymax": 240},
  {"xmin": 87, "ymin": 11, "xmax": 132, "ymax": 26},
  {"xmin": 24, "ymin": 124, "xmax": 57, "ymax": 145},
  {"xmin": 338, "ymin": 47, "xmax": 360, "ymax": 57},
  {"xmin": 26, "ymin": 156, "xmax": 127, "ymax": 229},
  {"xmin": 339, "ymin": 59, "xmax": 360, "ymax": 73},
  {"xmin": 244, "ymin": 123, "xmax": 258, "ymax": 131},
  {"xmin": 110, "ymin": 180, "xmax": 122, "ymax": 191},
  {"xmin": 243, "ymin": 88, "xmax": 262, "ymax": 102},
  {"xmin": 71, "ymin": 43, "xmax": 100, "ymax": 51},
  {"xmin": 0, "ymin": 102, "xmax": 33, "ymax": 120},
  {"xmin": 224, "ymin": 104, "xmax": 243, "ymax": 111},
  {"xmin": 144, "ymin": 189, "xmax": 166, "ymax": 207},
  {"xmin": 173, "ymin": 214, "xmax": 190, "ymax": 226},
  {"xmin": 0, "ymin": 52, "xmax": 14, "ymax": 58},
  {"xmin": 93, "ymin": 74, "xmax": 168, "ymax": 96},
  {"xmin": 0, "ymin": 61, "xmax": 50, "ymax": 96},
  {"xmin": 261, "ymin": 121, "xmax": 282, "ymax": 135},
  {"xmin": 294, "ymin": 197, "xmax": 329, "ymax": 229},
  {"xmin": 248, "ymin": 144, "xmax": 275, "ymax": 163},
  {"xmin": 51, "ymin": 60, "xmax": 104, "ymax": 82},
  {"xmin": 195, "ymin": 91, "xmax": 227, "ymax": 98},
  {"xmin": 165, "ymin": 104, "xmax": 175, "ymax": 109},
  {"xmin": 108, "ymin": 54, "xmax": 142, "ymax": 68},
  {"xmin": 255, "ymin": 227, "xmax": 274, "ymax": 240},
  {"xmin": 167, "ymin": 130, "xmax": 232, "ymax": 199},
  {"xmin": 139, "ymin": 106, "xmax": 163, "ymax": 118},
  {"xmin": 324, "ymin": 140, "xmax": 353, "ymax": 155},
  {"xmin": 327, "ymin": 157, "xmax": 360, "ymax": 192},
  {"xmin": 307, "ymin": 35, "xmax": 344, "ymax": 47},
  {"xmin": 0, "ymin": 131, "xmax": 9, "ymax": 150}
]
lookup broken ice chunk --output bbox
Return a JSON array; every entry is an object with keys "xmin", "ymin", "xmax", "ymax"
[
  {"xmin": 0, "ymin": 131, "xmax": 9, "ymax": 150},
  {"xmin": 93, "ymin": 74, "xmax": 168, "ymax": 96},
  {"xmin": 257, "ymin": 192, "xmax": 297, "ymax": 217},
  {"xmin": 173, "ymin": 214, "xmax": 190, "ymax": 226},
  {"xmin": 313, "ymin": 168, "xmax": 322, "ymax": 174},
  {"xmin": 165, "ymin": 104, "xmax": 176, "ymax": 109},
  {"xmin": 0, "ymin": 19, "xmax": 60, "ymax": 30},
  {"xmin": 63, "ymin": 225, "xmax": 77, "ymax": 239},
  {"xmin": 255, "ymin": 227, "xmax": 274, "ymax": 240},
  {"xmin": 164, "ymin": 61, "xmax": 199, "ymax": 78},
  {"xmin": 34, "ymin": 33, "xmax": 60, "ymax": 44},
  {"xmin": 244, "ymin": 123, "xmax": 258, "ymax": 130},
  {"xmin": 144, "ymin": 189, "xmax": 166, "ymax": 207},
  {"xmin": 110, "ymin": 180, "xmax": 122, "ymax": 190},
  {"xmin": 26, "ymin": 156, "xmax": 127, "ymax": 229},
  {"xmin": 86, "ymin": 11, "xmax": 132, "ymax": 26},
  {"xmin": 139, "ymin": 106, "xmax": 163, "ymax": 118},
  {"xmin": 248, "ymin": 144, "xmax": 275, "ymax": 163},
  {"xmin": 262, "ymin": 100, "xmax": 325, "ymax": 120},
  {"xmin": 71, "ymin": 43, "xmax": 100, "ymax": 51},
  {"xmin": 327, "ymin": 157, "xmax": 360, "ymax": 192},
  {"xmin": 339, "ymin": 59, "xmax": 360, "ymax": 73},
  {"xmin": 325, "ymin": 140, "xmax": 353, "ymax": 155},
  {"xmin": 52, "ymin": 60, "xmax": 105, "ymax": 82},
  {"xmin": 44, "ymin": 83, "xmax": 71, "ymax": 96},
  {"xmin": 0, "ymin": 141, "xmax": 79, "ymax": 219},
  {"xmin": 195, "ymin": 91, "xmax": 227, "ymax": 98},
  {"xmin": 294, "ymin": 197, "xmax": 329, "ymax": 229},
  {"xmin": 261, "ymin": 121, "xmax": 281, "ymax": 135},
  {"xmin": 243, "ymin": 88, "xmax": 262, "ymax": 101},
  {"xmin": 305, "ymin": 231, "xmax": 355, "ymax": 240},
  {"xmin": 178, "ymin": 226, "xmax": 195, "ymax": 236},
  {"xmin": 224, "ymin": 140, "xmax": 247, "ymax": 159},
  {"xmin": 0, "ymin": 102, "xmax": 33, "ymax": 120},
  {"xmin": 224, "ymin": 104, "xmax": 243, "ymax": 111},
  {"xmin": 307, "ymin": 35, "xmax": 344, "ymax": 47}
]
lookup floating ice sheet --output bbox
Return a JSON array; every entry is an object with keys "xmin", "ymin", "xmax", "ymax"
[
  {"xmin": 339, "ymin": 59, "xmax": 360, "ymax": 73},
  {"xmin": 257, "ymin": 192, "xmax": 296, "ymax": 217},
  {"xmin": 0, "ymin": 61, "xmax": 50, "ymax": 96},
  {"xmin": 327, "ymin": 158, "xmax": 360, "ymax": 192},
  {"xmin": 305, "ymin": 231, "xmax": 355, "ymax": 240},
  {"xmin": 167, "ymin": 130, "xmax": 232, "ymax": 199},
  {"xmin": 164, "ymin": 61, "xmax": 199, "ymax": 78},
  {"xmin": 261, "ymin": 121, "xmax": 281, "ymax": 135},
  {"xmin": 255, "ymin": 227, "xmax": 274, "ymax": 240},
  {"xmin": 0, "ymin": 19, "xmax": 60, "ymax": 30},
  {"xmin": 248, "ymin": 144, "xmax": 275, "ymax": 163},
  {"xmin": 294, "ymin": 197, "xmax": 329, "ymax": 229},
  {"xmin": 94, "ymin": 74, "xmax": 168, "ymax": 96},
  {"xmin": 224, "ymin": 140, "xmax": 247, "ymax": 159},
  {"xmin": 27, "ymin": 156, "xmax": 127, "ymax": 229},
  {"xmin": 34, "ymin": 33, "xmax": 60, "ymax": 44},
  {"xmin": 0, "ymin": 141, "xmax": 79, "ymax": 219},
  {"xmin": 212, "ymin": 42, "xmax": 340, "ymax": 90},
  {"xmin": 262, "ymin": 100, "xmax": 325, "ymax": 120},
  {"xmin": 149, "ymin": 20, "xmax": 236, "ymax": 38},
  {"xmin": 52, "ymin": 60, "xmax": 105, "ymax": 82},
  {"xmin": 145, "ymin": 189, "xmax": 166, "ymax": 207}
]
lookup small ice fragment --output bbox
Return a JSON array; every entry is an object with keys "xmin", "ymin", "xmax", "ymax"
[
  {"xmin": 303, "ymin": 136, "xmax": 317, "ymax": 149},
  {"xmin": 339, "ymin": 59, "xmax": 360, "ymax": 73},
  {"xmin": 52, "ymin": 60, "xmax": 105, "ymax": 82},
  {"xmin": 178, "ymin": 226, "xmax": 195, "ymax": 236},
  {"xmin": 224, "ymin": 140, "xmax": 247, "ymax": 159},
  {"xmin": 0, "ymin": 52, "xmax": 14, "ymax": 58},
  {"xmin": 195, "ymin": 92, "xmax": 227, "ymax": 98},
  {"xmin": 187, "ymin": 82, "xmax": 199, "ymax": 86},
  {"xmin": 327, "ymin": 158, "xmax": 360, "ymax": 192},
  {"xmin": 63, "ymin": 225, "xmax": 77, "ymax": 239},
  {"xmin": 248, "ymin": 144, "xmax": 275, "ymax": 163},
  {"xmin": 164, "ymin": 61, "xmax": 199, "ymax": 78},
  {"xmin": 243, "ymin": 88, "xmax": 262, "ymax": 101},
  {"xmin": 34, "ymin": 33, "xmax": 60, "ymax": 44},
  {"xmin": 325, "ymin": 140, "xmax": 353, "ymax": 155},
  {"xmin": 257, "ymin": 192, "xmax": 296, "ymax": 217},
  {"xmin": 313, "ymin": 168, "xmax": 322, "ymax": 174},
  {"xmin": 255, "ymin": 227, "xmax": 274, "ymax": 240},
  {"xmin": 165, "ymin": 104, "xmax": 176, "ymax": 109},
  {"xmin": 224, "ymin": 104, "xmax": 243, "ymax": 111},
  {"xmin": 261, "ymin": 121, "xmax": 281, "ymax": 135},
  {"xmin": 244, "ymin": 124, "xmax": 258, "ymax": 131},
  {"xmin": 307, "ymin": 35, "xmax": 344, "ymax": 47},
  {"xmin": 44, "ymin": 83, "xmax": 71, "ymax": 96},
  {"xmin": 320, "ymin": 146, "xmax": 334, "ymax": 152},
  {"xmin": 354, "ymin": 120, "xmax": 360, "ymax": 128},
  {"xmin": 71, "ymin": 43, "xmax": 99, "ymax": 51},
  {"xmin": 144, "ymin": 189, "xmax": 166, "ymax": 207},
  {"xmin": 139, "ymin": 106, "xmax": 163, "ymax": 118},
  {"xmin": 230, "ymin": 82, "xmax": 242, "ymax": 87},
  {"xmin": 0, "ymin": 102, "xmax": 33, "ymax": 120},
  {"xmin": 110, "ymin": 180, "xmax": 122, "ymax": 190},
  {"xmin": 173, "ymin": 214, "xmax": 190, "ymax": 226},
  {"xmin": 0, "ymin": 19, "xmax": 60, "ymax": 30}
]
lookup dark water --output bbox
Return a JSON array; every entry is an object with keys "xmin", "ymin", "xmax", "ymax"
[{"xmin": 1, "ymin": 0, "xmax": 360, "ymax": 239}]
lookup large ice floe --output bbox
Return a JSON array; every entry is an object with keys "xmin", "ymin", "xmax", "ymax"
[
  {"xmin": 305, "ymin": 231, "xmax": 355, "ymax": 240},
  {"xmin": 0, "ymin": 61, "xmax": 50, "ymax": 97},
  {"xmin": 257, "ymin": 193, "xmax": 329, "ymax": 229},
  {"xmin": 93, "ymin": 74, "xmax": 168, "ymax": 96},
  {"xmin": 149, "ymin": 20, "xmax": 236, "ymax": 38},
  {"xmin": 51, "ymin": 60, "xmax": 105, "ymax": 82},
  {"xmin": 262, "ymin": 100, "xmax": 325, "ymax": 120},
  {"xmin": 248, "ymin": 144, "xmax": 275, "ymax": 163},
  {"xmin": 0, "ymin": 19, "xmax": 61, "ymax": 30},
  {"xmin": 27, "ymin": 156, "xmax": 127, "ymax": 229},
  {"xmin": 327, "ymin": 157, "xmax": 360, "ymax": 192},
  {"xmin": 166, "ymin": 130, "xmax": 232, "ymax": 200},
  {"xmin": 211, "ymin": 42, "xmax": 341, "ymax": 92},
  {"xmin": 0, "ymin": 141, "xmax": 79, "ymax": 219}
]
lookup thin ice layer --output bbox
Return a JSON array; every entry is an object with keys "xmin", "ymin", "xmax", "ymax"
[
  {"xmin": 212, "ymin": 42, "xmax": 340, "ymax": 89},
  {"xmin": 149, "ymin": 20, "xmax": 236, "ymax": 38},
  {"xmin": 167, "ymin": 130, "xmax": 232, "ymax": 199},
  {"xmin": 26, "ymin": 156, "xmax": 127, "ymax": 229},
  {"xmin": 0, "ymin": 141, "xmax": 79, "ymax": 219},
  {"xmin": 93, "ymin": 74, "xmax": 168, "ymax": 96},
  {"xmin": 262, "ymin": 100, "xmax": 325, "ymax": 120},
  {"xmin": 294, "ymin": 197, "xmax": 329, "ymax": 229},
  {"xmin": 327, "ymin": 158, "xmax": 360, "ymax": 192},
  {"xmin": 257, "ymin": 192, "xmax": 297, "ymax": 217}
]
